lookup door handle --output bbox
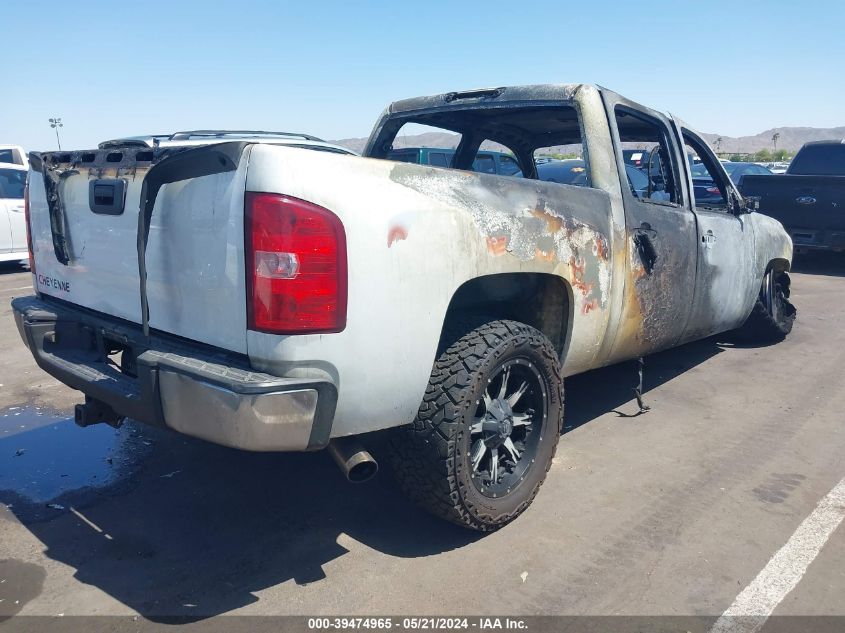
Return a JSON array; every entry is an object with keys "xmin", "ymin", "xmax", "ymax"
[
  {"xmin": 701, "ymin": 229, "xmax": 716, "ymax": 245},
  {"xmin": 632, "ymin": 231, "xmax": 658, "ymax": 275}
]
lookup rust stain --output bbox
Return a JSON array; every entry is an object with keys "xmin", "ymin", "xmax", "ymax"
[
  {"xmin": 581, "ymin": 299, "xmax": 599, "ymax": 315},
  {"xmin": 387, "ymin": 225, "xmax": 408, "ymax": 247},
  {"xmin": 593, "ymin": 235, "xmax": 609, "ymax": 261},
  {"xmin": 534, "ymin": 248, "xmax": 555, "ymax": 262},
  {"xmin": 486, "ymin": 235, "xmax": 509, "ymax": 256},
  {"xmin": 568, "ymin": 256, "xmax": 594, "ymax": 297},
  {"xmin": 530, "ymin": 208, "xmax": 564, "ymax": 234}
]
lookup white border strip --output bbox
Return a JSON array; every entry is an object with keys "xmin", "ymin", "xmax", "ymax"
[{"xmin": 710, "ymin": 476, "xmax": 845, "ymax": 633}]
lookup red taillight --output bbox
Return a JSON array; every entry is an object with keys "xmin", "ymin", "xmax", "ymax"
[
  {"xmin": 24, "ymin": 178, "xmax": 35, "ymax": 273},
  {"xmin": 706, "ymin": 186, "xmax": 721, "ymax": 195},
  {"xmin": 245, "ymin": 192, "xmax": 347, "ymax": 334}
]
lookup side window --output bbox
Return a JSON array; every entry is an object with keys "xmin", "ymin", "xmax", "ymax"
[
  {"xmin": 614, "ymin": 107, "xmax": 678, "ymax": 204},
  {"xmin": 386, "ymin": 150, "xmax": 420, "ymax": 164},
  {"xmin": 472, "ymin": 154, "xmax": 496, "ymax": 174},
  {"xmin": 498, "ymin": 155, "xmax": 521, "ymax": 176},
  {"xmin": 428, "ymin": 152, "xmax": 450, "ymax": 167},
  {"xmin": 533, "ymin": 141, "xmax": 589, "ymax": 187},
  {"xmin": 682, "ymin": 132, "xmax": 730, "ymax": 211},
  {"xmin": 384, "ymin": 123, "xmax": 461, "ymax": 167}
]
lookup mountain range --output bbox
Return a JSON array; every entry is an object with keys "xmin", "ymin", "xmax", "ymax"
[
  {"xmin": 699, "ymin": 127, "xmax": 845, "ymax": 154},
  {"xmin": 334, "ymin": 126, "xmax": 845, "ymax": 155}
]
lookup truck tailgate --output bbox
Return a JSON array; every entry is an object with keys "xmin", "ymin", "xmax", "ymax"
[
  {"xmin": 27, "ymin": 145, "xmax": 251, "ymax": 354},
  {"xmin": 742, "ymin": 174, "xmax": 845, "ymax": 230}
]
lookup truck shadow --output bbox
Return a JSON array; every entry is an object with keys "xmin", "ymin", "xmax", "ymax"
[
  {"xmin": 790, "ymin": 251, "xmax": 845, "ymax": 277},
  {"xmin": 564, "ymin": 337, "xmax": 722, "ymax": 431},
  {"xmin": 1, "ymin": 337, "xmax": 724, "ymax": 620},
  {"xmin": 0, "ymin": 261, "xmax": 28, "ymax": 276}
]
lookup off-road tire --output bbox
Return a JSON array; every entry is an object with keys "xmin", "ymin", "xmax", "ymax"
[
  {"xmin": 735, "ymin": 269, "xmax": 796, "ymax": 342},
  {"xmin": 389, "ymin": 319, "xmax": 564, "ymax": 531}
]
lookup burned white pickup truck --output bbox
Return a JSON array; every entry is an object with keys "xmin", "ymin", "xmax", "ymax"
[{"xmin": 13, "ymin": 85, "xmax": 795, "ymax": 530}]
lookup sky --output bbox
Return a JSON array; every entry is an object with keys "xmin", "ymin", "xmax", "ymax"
[{"xmin": 2, "ymin": 0, "xmax": 843, "ymax": 152}]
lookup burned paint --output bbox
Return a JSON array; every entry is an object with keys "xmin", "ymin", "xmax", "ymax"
[
  {"xmin": 387, "ymin": 225, "xmax": 408, "ymax": 247},
  {"xmin": 388, "ymin": 164, "xmax": 612, "ymax": 317},
  {"xmin": 487, "ymin": 235, "xmax": 509, "ymax": 256},
  {"xmin": 569, "ymin": 256, "xmax": 594, "ymax": 297},
  {"xmin": 387, "ymin": 211, "xmax": 417, "ymax": 248},
  {"xmin": 530, "ymin": 207, "xmax": 564, "ymax": 234},
  {"xmin": 593, "ymin": 235, "xmax": 609, "ymax": 261},
  {"xmin": 581, "ymin": 299, "xmax": 599, "ymax": 315}
]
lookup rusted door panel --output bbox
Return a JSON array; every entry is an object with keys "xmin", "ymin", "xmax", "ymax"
[{"xmin": 598, "ymin": 91, "xmax": 698, "ymax": 361}]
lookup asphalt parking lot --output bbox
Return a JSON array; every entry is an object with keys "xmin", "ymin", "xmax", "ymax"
[{"xmin": 1, "ymin": 256, "xmax": 844, "ymax": 624}]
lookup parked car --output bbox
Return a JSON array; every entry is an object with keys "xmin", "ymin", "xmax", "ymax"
[
  {"xmin": 766, "ymin": 162, "xmax": 791, "ymax": 174},
  {"xmin": 0, "ymin": 164, "xmax": 28, "ymax": 263},
  {"xmin": 0, "ymin": 145, "xmax": 27, "ymax": 167},
  {"xmin": 741, "ymin": 140, "xmax": 845, "ymax": 251},
  {"xmin": 690, "ymin": 161, "xmax": 773, "ymax": 205},
  {"xmin": 537, "ymin": 158, "xmax": 649, "ymax": 198},
  {"xmin": 14, "ymin": 85, "xmax": 794, "ymax": 531},
  {"xmin": 622, "ymin": 148, "xmax": 651, "ymax": 168},
  {"xmin": 387, "ymin": 146, "xmax": 522, "ymax": 176},
  {"xmin": 724, "ymin": 162, "xmax": 774, "ymax": 185}
]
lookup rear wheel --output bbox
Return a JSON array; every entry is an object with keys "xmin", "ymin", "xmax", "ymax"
[
  {"xmin": 735, "ymin": 269, "xmax": 796, "ymax": 342},
  {"xmin": 389, "ymin": 319, "xmax": 564, "ymax": 531}
]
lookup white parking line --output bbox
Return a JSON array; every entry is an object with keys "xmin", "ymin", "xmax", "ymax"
[{"xmin": 710, "ymin": 476, "xmax": 845, "ymax": 633}]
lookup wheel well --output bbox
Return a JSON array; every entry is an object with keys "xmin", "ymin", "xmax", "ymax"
[
  {"xmin": 440, "ymin": 274, "xmax": 572, "ymax": 357},
  {"xmin": 768, "ymin": 257, "xmax": 791, "ymax": 273}
]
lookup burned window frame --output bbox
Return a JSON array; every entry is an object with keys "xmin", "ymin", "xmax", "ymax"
[
  {"xmin": 611, "ymin": 105, "xmax": 685, "ymax": 209},
  {"xmin": 681, "ymin": 128, "xmax": 743, "ymax": 215},
  {"xmin": 368, "ymin": 100, "xmax": 592, "ymax": 186}
]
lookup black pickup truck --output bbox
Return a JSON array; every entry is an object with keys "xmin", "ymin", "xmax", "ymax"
[{"xmin": 741, "ymin": 140, "xmax": 845, "ymax": 252}]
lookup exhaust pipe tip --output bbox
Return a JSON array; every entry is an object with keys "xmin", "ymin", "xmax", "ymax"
[{"xmin": 328, "ymin": 437, "xmax": 378, "ymax": 483}]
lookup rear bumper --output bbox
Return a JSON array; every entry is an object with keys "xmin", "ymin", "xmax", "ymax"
[{"xmin": 11, "ymin": 296, "xmax": 336, "ymax": 451}]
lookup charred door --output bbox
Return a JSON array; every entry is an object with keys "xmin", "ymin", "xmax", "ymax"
[{"xmin": 601, "ymin": 93, "xmax": 698, "ymax": 359}]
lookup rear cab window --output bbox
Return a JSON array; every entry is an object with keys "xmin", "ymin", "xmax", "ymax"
[
  {"xmin": 0, "ymin": 168, "xmax": 26, "ymax": 198},
  {"xmin": 788, "ymin": 143, "xmax": 845, "ymax": 175},
  {"xmin": 371, "ymin": 101, "xmax": 593, "ymax": 188}
]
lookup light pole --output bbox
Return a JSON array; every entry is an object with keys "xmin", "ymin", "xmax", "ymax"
[{"xmin": 49, "ymin": 117, "xmax": 63, "ymax": 150}]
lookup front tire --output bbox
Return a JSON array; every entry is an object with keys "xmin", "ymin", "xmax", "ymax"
[
  {"xmin": 735, "ymin": 269, "xmax": 796, "ymax": 342},
  {"xmin": 389, "ymin": 319, "xmax": 564, "ymax": 531}
]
